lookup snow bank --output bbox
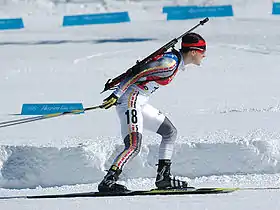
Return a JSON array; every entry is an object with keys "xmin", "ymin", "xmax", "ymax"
[{"xmin": 1, "ymin": 129, "xmax": 280, "ymax": 189}]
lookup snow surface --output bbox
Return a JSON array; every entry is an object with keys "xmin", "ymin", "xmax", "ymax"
[{"xmin": 1, "ymin": 0, "xmax": 280, "ymax": 209}]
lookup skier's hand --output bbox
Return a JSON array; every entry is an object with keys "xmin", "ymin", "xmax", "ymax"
[{"xmin": 100, "ymin": 93, "xmax": 119, "ymax": 109}]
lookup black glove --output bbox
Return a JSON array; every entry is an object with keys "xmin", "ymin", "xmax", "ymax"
[{"xmin": 100, "ymin": 93, "xmax": 119, "ymax": 109}]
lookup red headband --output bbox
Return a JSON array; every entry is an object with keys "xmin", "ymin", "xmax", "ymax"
[{"xmin": 182, "ymin": 39, "xmax": 206, "ymax": 47}]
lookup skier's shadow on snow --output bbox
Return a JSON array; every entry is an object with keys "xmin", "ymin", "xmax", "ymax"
[{"xmin": 0, "ymin": 38, "xmax": 156, "ymax": 46}]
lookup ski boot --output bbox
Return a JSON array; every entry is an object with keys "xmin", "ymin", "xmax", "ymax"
[
  {"xmin": 98, "ymin": 166, "xmax": 129, "ymax": 193},
  {"xmin": 155, "ymin": 159, "xmax": 188, "ymax": 189}
]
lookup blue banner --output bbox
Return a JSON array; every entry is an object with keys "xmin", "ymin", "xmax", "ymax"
[
  {"xmin": 0, "ymin": 18, "xmax": 24, "ymax": 30},
  {"xmin": 272, "ymin": 2, "xmax": 280, "ymax": 15},
  {"xmin": 21, "ymin": 103, "xmax": 84, "ymax": 115},
  {"xmin": 63, "ymin": 12, "xmax": 130, "ymax": 26},
  {"xmin": 163, "ymin": 5, "xmax": 234, "ymax": 20}
]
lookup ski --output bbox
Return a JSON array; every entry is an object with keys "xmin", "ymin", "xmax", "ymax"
[
  {"xmin": 0, "ymin": 187, "xmax": 237, "ymax": 199},
  {"xmin": 1, "ymin": 186, "xmax": 280, "ymax": 200}
]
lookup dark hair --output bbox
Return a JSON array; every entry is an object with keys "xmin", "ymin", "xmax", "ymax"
[{"xmin": 180, "ymin": 33, "xmax": 206, "ymax": 53}]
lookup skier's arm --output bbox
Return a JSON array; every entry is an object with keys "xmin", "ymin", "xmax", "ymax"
[
  {"xmin": 113, "ymin": 57, "xmax": 178, "ymax": 97},
  {"xmin": 101, "ymin": 56, "xmax": 178, "ymax": 109}
]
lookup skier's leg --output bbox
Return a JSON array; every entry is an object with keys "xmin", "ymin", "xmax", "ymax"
[
  {"xmin": 142, "ymin": 104, "xmax": 175, "ymax": 159},
  {"xmin": 142, "ymin": 104, "xmax": 188, "ymax": 189},
  {"xmin": 112, "ymin": 91, "xmax": 143, "ymax": 170},
  {"xmin": 98, "ymin": 90, "xmax": 143, "ymax": 192}
]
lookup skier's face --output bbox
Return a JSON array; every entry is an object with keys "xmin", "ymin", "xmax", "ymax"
[
  {"xmin": 190, "ymin": 49, "xmax": 205, "ymax": 66},
  {"xmin": 182, "ymin": 49, "xmax": 206, "ymax": 66}
]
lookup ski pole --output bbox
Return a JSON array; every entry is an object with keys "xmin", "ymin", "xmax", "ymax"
[{"xmin": 0, "ymin": 105, "xmax": 102, "ymax": 129}]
